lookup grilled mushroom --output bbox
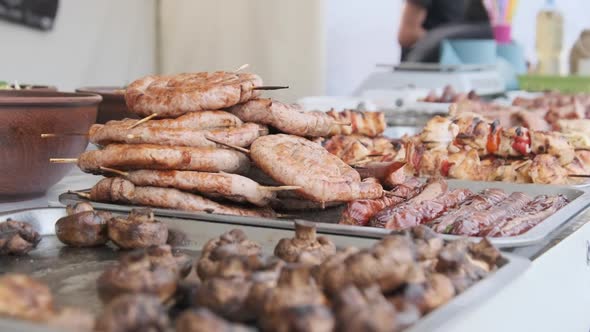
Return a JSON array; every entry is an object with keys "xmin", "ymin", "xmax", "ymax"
[
  {"xmin": 274, "ymin": 220, "xmax": 336, "ymax": 264},
  {"xmin": 55, "ymin": 203, "xmax": 111, "ymax": 247},
  {"xmin": 176, "ymin": 308, "xmax": 252, "ymax": 332},
  {"xmin": 0, "ymin": 274, "xmax": 54, "ymax": 321},
  {"xmin": 197, "ymin": 229, "xmax": 262, "ymax": 280},
  {"xmin": 334, "ymin": 285, "xmax": 397, "ymax": 332},
  {"xmin": 0, "ymin": 219, "xmax": 41, "ymax": 255},
  {"xmin": 107, "ymin": 208, "xmax": 168, "ymax": 249},
  {"xmin": 259, "ymin": 304, "xmax": 335, "ymax": 332},
  {"xmin": 97, "ymin": 246, "xmax": 179, "ymax": 303},
  {"xmin": 94, "ymin": 294, "xmax": 169, "ymax": 332}
]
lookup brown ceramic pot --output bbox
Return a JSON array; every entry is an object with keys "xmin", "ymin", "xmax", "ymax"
[
  {"xmin": 76, "ymin": 87, "xmax": 138, "ymax": 124},
  {"xmin": 0, "ymin": 91, "xmax": 101, "ymax": 199}
]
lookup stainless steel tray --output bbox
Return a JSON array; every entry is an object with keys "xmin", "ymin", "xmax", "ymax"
[
  {"xmin": 59, "ymin": 180, "xmax": 590, "ymax": 248},
  {"xmin": 0, "ymin": 207, "xmax": 529, "ymax": 332}
]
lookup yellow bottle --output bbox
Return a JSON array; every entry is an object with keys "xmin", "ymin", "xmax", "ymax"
[{"xmin": 535, "ymin": 0, "xmax": 564, "ymax": 75}]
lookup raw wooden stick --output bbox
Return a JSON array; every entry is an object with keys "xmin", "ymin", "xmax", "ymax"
[
  {"xmin": 128, "ymin": 113, "xmax": 158, "ymax": 129},
  {"xmin": 50, "ymin": 158, "xmax": 78, "ymax": 163},
  {"xmin": 252, "ymin": 86, "xmax": 289, "ymax": 90},
  {"xmin": 234, "ymin": 63, "xmax": 250, "ymax": 72},
  {"xmin": 260, "ymin": 185, "xmax": 302, "ymax": 192},
  {"xmin": 568, "ymin": 174, "xmax": 590, "ymax": 178},
  {"xmin": 204, "ymin": 135, "xmax": 250, "ymax": 154},
  {"xmin": 72, "ymin": 191, "xmax": 91, "ymax": 199},
  {"xmin": 99, "ymin": 166, "xmax": 129, "ymax": 177},
  {"xmin": 41, "ymin": 133, "xmax": 88, "ymax": 138}
]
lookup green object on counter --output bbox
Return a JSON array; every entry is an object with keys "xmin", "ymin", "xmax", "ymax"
[
  {"xmin": 518, "ymin": 75, "xmax": 590, "ymax": 93},
  {"xmin": 0, "ymin": 81, "xmax": 8, "ymax": 89}
]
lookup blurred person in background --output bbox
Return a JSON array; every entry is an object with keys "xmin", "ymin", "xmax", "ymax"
[{"xmin": 398, "ymin": 0, "xmax": 492, "ymax": 62}]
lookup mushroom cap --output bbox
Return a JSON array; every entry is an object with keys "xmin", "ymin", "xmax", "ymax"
[
  {"xmin": 94, "ymin": 294, "xmax": 169, "ymax": 332},
  {"xmin": 55, "ymin": 211, "xmax": 110, "ymax": 247}
]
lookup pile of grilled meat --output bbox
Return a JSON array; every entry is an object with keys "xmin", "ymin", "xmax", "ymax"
[
  {"xmin": 0, "ymin": 220, "xmax": 503, "ymax": 332},
  {"xmin": 340, "ymin": 177, "xmax": 568, "ymax": 237},
  {"xmin": 76, "ymin": 70, "xmax": 388, "ymax": 214}
]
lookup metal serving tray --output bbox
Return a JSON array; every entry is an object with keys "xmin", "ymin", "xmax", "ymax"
[
  {"xmin": 59, "ymin": 180, "xmax": 590, "ymax": 248},
  {"xmin": 0, "ymin": 207, "xmax": 529, "ymax": 332}
]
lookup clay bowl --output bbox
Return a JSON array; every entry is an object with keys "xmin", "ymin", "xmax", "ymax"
[
  {"xmin": 76, "ymin": 86, "xmax": 138, "ymax": 124},
  {"xmin": 0, "ymin": 91, "xmax": 101, "ymax": 200}
]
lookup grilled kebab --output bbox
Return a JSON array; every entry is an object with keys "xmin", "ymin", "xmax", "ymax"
[
  {"xmin": 250, "ymin": 134, "xmax": 383, "ymax": 203},
  {"xmin": 125, "ymin": 72, "xmax": 263, "ymax": 117},
  {"xmin": 90, "ymin": 177, "xmax": 276, "ymax": 218}
]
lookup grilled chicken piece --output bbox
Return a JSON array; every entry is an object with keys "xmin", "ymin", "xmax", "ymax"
[
  {"xmin": 55, "ymin": 203, "xmax": 111, "ymax": 247},
  {"xmin": 90, "ymin": 177, "xmax": 276, "ymax": 218},
  {"xmin": 326, "ymin": 110, "xmax": 387, "ymax": 137},
  {"xmin": 0, "ymin": 274, "xmax": 54, "ymax": 321},
  {"xmin": 95, "ymin": 294, "xmax": 169, "ymax": 332},
  {"xmin": 274, "ymin": 220, "xmax": 336, "ymax": 265},
  {"xmin": 228, "ymin": 98, "xmax": 340, "ymax": 137},
  {"xmin": 89, "ymin": 122, "xmax": 268, "ymax": 148},
  {"xmin": 0, "ymin": 220, "xmax": 41, "ymax": 255},
  {"xmin": 323, "ymin": 135, "xmax": 399, "ymax": 165},
  {"xmin": 176, "ymin": 308, "xmax": 252, "ymax": 332},
  {"xmin": 259, "ymin": 304, "xmax": 335, "ymax": 332},
  {"xmin": 530, "ymin": 131, "xmax": 575, "ymax": 165},
  {"xmin": 197, "ymin": 229, "xmax": 262, "ymax": 280},
  {"xmin": 529, "ymin": 154, "xmax": 569, "ymax": 185},
  {"xmin": 114, "ymin": 170, "xmax": 279, "ymax": 207},
  {"xmin": 107, "ymin": 208, "xmax": 168, "ymax": 249},
  {"xmin": 79, "ymin": 144, "xmax": 251, "ymax": 175},
  {"xmin": 250, "ymin": 134, "xmax": 383, "ymax": 203},
  {"xmin": 125, "ymin": 71, "xmax": 263, "ymax": 117},
  {"xmin": 334, "ymin": 285, "xmax": 398, "ymax": 332}
]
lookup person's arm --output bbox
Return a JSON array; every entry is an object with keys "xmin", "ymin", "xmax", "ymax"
[{"xmin": 398, "ymin": 1, "xmax": 428, "ymax": 48}]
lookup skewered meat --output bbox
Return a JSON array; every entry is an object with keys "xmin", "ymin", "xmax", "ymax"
[
  {"xmin": 79, "ymin": 144, "xmax": 250, "ymax": 174},
  {"xmin": 339, "ymin": 177, "xmax": 423, "ymax": 226},
  {"xmin": 197, "ymin": 229, "xmax": 262, "ymax": 280},
  {"xmin": 259, "ymin": 265, "xmax": 327, "ymax": 315},
  {"xmin": 107, "ymin": 208, "xmax": 168, "ymax": 249},
  {"xmin": 97, "ymin": 246, "xmax": 181, "ymax": 303},
  {"xmin": 176, "ymin": 308, "xmax": 252, "ymax": 332},
  {"xmin": 530, "ymin": 131, "xmax": 575, "ymax": 165},
  {"xmin": 448, "ymin": 192, "xmax": 531, "ymax": 236},
  {"xmin": 0, "ymin": 274, "xmax": 54, "ymax": 321},
  {"xmin": 528, "ymin": 154, "xmax": 569, "ymax": 185},
  {"xmin": 429, "ymin": 189, "xmax": 508, "ymax": 233},
  {"xmin": 0, "ymin": 219, "xmax": 41, "ymax": 255},
  {"xmin": 333, "ymin": 285, "xmax": 398, "ymax": 332},
  {"xmin": 228, "ymin": 99, "xmax": 340, "ymax": 137},
  {"xmin": 420, "ymin": 86, "xmax": 477, "ymax": 103},
  {"xmin": 372, "ymin": 188, "xmax": 473, "ymax": 230},
  {"xmin": 89, "ymin": 122, "xmax": 268, "ymax": 148},
  {"xmin": 274, "ymin": 220, "xmax": 336, "ymax": 265},
  {"xmin": 115, "ymin": 170, "xmax": 279, "ymax": 207},
  {"xmin": 259, "ymin": 304, "xmax": 335, "ymax": 332},
  {"xmin": 326, "ymin": 109, "xmax": 386, "ymax": 137},
  {"xmin": 94, "ymin": 294, "xmax": 169, "ymax": 332},
  {"xmin": 100, "ymin": 110, "xmax": 243, "ymax": 131},
  {"xmin": 481, "ymin": 194, "xmax": 568, "ymax": 237},
  {"xmin": 125, "ymin": 72, "xmax": 263, "ymax": 117},
  {"xmin": 90, "ymin": 177, "xmax": 276, "ymax": 218},
  {"xmin": 369, "ymin": 179, "xmax": 447, "ymax": 228},
  {"xmin": 55, "ymin": 203, "xmax": 111, "ymax": 247},
  {"xmin": 323, "ymin": 135, "xmax": 402, "ymax": 165},
  {"xmin": 250, "ymin": 134, "xmax": 383, "ymax": 203}
]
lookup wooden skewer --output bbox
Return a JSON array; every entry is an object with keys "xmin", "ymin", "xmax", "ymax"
[
  {"xmin": 50, "ymin": 158, "xmax": 78, "ymax": 163},
  {"xmin": 204, "ymin": 135, "xmax": 250, "ymax": 154},
  {"xmin": 252, "ymin": 86, "xmax": 289, "ymax": 91},
  {"xmin": 383, "ymin": 191, "xmax": 405, "ymax": 198},
  {"xmin": 72, "ymin": 191, "xmax": 91, "ymax": 199},
  {"xmin": 334, "ymin": 121, "xmax": 352, "ymax": 126},
  {"xmin": 260, "ymin": 185, "xmax": 302, "ymax": 192},
  {"xmin": 41, "ymin": 133, "xmax": 88, "ymax": 138},
  {"xmin": 234, "ymin": 63, "xmax": 250, "ymax": 72},
  {"xmin": 568, "ymin": 174, "xmax": 590, "ymax": 178},
  {"xmin": 128, "ymin": 113, "xmax": 158, "ymax": 129},
  {"xmin": 100, "ymin": 166, "xmax": 129, "ymax": 177}
]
